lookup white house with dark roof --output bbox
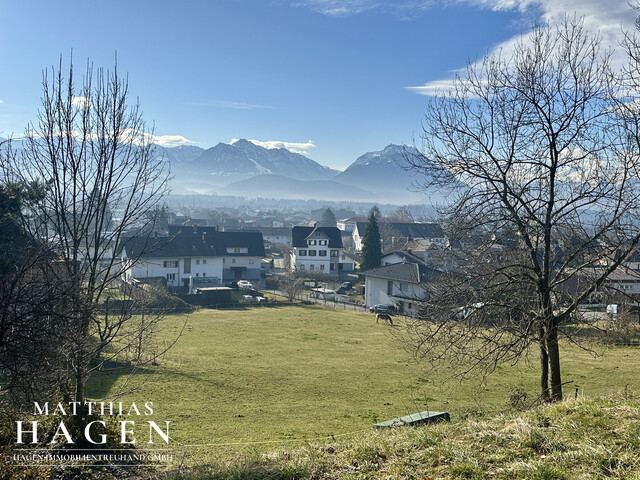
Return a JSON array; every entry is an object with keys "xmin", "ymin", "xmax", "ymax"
[
  {"xmin": 122, "ymin": 236, "xmax": 225, "ymax": 288},
  {"xmin": 361, "ymin": 262, "xmax": 441, "ymax": 316},
  {"xmin": 291, "ymin": 225, "xmax": 343, "ymax": 274},
  {"xmin": 352, "ymin": 221, "xmax": 445, "ymax": 251},
  {"xmin": 337, "ymin": 216, "xmax": 368, "ymax": 233},
  {"xmin": 122, "ymin": 227, "xmax": 265, "ymax": 288}
]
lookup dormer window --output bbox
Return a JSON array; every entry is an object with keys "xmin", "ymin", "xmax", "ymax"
[{"xmin": 308, "ymin": 240, "xmax": 317, "ymax": 246}]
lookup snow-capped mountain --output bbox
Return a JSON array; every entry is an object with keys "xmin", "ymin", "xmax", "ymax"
[
  {"xmin": 155, "ymin": 144, "xmax": 205, "ymax": 165},
  {"xmin": 334, "ymin": 144, "xmax": 423, "ymax": 192},
  {"xmin": 171, "ymin": 139, "xmax": 339, "ymax": 189},
  {"xmin": 331, "ymin": 144, "xmax": 450, "ymax": 204}
]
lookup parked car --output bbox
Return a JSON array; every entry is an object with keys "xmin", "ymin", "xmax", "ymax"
[
  {"xmin": 369, "ymin": 304, "xmax": 395, "ymax": 314},
  {"xmin": 337, "ymin": 281, "xmax": 353, "ymax": 294},
  {"xmin": 238, "ymin": 280, "xmax": 253, "ymax": 289}
]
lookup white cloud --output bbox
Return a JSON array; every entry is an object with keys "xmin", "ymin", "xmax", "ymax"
[
  {"xmin": 407, "ymin": 0, "xmax": 638, "ymax": 96},
  {"xmin": 291, "ymin": 0, "xmax": 380, "ymax": 16},
  {"xmin": 0, "ymin": 100, "xmax": 4, "ymax": 104},
  {"xmin": 28, "ymin": 128, "xmax": 194, "ymax": 148},
  {"xmin": 406, "ymin": 79, "xmax": 459, "ymax": 96},
  {"xmin": 151, "ymin": 135, "xmax": 195, "ymax": 147},
  {"xmin": 231, "ymin": 138, "xmax": 316, "ymax": 154},
  {"xmin": 296, "ymin": 1, "xmax": 638, "ymax": 95},
  {"xmin": 71, "ymin": 96, "xmax": 92, "ymax": 108}
]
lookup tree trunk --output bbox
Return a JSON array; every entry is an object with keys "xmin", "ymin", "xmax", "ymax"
[
  {"xmin": 539, "ymin": 326, "xmax": 550, "ymax": 402},
  {"xmin": 546, "ymin": 321, "xmax": 563, "ymax": 402},
  {"xmin": 75, "ymin": 353, "xmax": 86, "ymax": 408}
]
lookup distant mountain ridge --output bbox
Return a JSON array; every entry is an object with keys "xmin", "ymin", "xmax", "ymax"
[
  {"xmin": 4, "ymin": 136, "xmax": 441, "ymax": 203},
  {"xmin": 169, "ymin": 139, "xmax": 339, "ymax": 190},
  {"xmin": 165, "ymin": 140, "xmax": 434, "ymax": 202}
]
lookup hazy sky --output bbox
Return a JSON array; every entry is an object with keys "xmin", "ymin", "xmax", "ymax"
[{"xmin": 0, "ymin": 0, "xmax": 636, "ymax": 169}]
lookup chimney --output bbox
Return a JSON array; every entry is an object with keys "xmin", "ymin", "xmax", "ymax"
[{"xmin": 202, "ymin": 232, "xmax": 207, "ymax": 243}]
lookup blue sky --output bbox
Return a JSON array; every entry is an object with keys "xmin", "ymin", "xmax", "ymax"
[{"xmin": 0, "ymin": 0, "xmax": 636, "ymax": 169}]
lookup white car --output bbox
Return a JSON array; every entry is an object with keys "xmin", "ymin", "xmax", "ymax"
[{"xmin": 238, "ymin": 280, "xmax": 253, "ymax": 289}]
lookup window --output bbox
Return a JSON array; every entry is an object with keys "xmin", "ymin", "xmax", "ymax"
[
  {"xmin": 196, "ymin": 273, "xmax": 199, "ymax": 277},
  {"xmin": 331, "ymin": 250, "xmax": 339, "ymax": 257},
  {"xmin": 299, "ymin": 264, "xmax": 305, "ymax": 270},
  {"xmin": 319, "ymin": 250, "xmax": 327, "ymax": 257},
  {"xmin": 387, "ymin": 281, "xmax": 393, "ymax": 295},
  {"xmin": 320, "ymin": 239, "xmax": 328, "ymax": 246},
  {"xmin": 232, "ymin": 258, "xmax": 236, "ymax": 263},
  {"xmin": 223, "ymin": 258, "xmax": 226, "ymax": 263},
  {"xmin": 249, "ymin": 258, "xmax": 254, "ymax": 264},
  {"xmin": 203, "ymin": 273, "xmax": 206, "ymax": 277},
  {"xmin": 203, "ymin": 259, "xmax": 207, "ymax": 264},
  {"xmin": 308, "ymin": 240, "xmax": 316, "ymax": 245},
  {"xmin": 320, "ymin": 264, "xmax": 325, "ymax": 271},
  {"xmin": 308, "ymin": 250, "xmax": 317, "ymax": 256},
  {"xmin": 234, "ymin": 248, "xmax": 241, "ymax": 253},
  {"xmin": 196, "ymin": 259, "xmax": 200, "ymax": 264},
  {"xmin": 310, "ymin": 264, "xmax": 315, "ymax": 271},
  {"xmin": 167, "ymin": 273, "xmax": 176, "ymax": 281},
  {"xmin": 298, "ymin": 249, "xmax": 307, "ymax": 256},
  {"xmin": 400, "ymin": 282, "xmax": 407, "ymax": 292},
  {"xmin": 163, "ymin": 260, "xmax": 178, "ymax": 268}
]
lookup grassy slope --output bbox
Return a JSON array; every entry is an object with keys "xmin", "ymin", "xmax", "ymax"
[
  {"xmin": 169, "ymin": 394, "xmax": 640, "ymax": 479},
  {"xmin": 89, "ymin": 304, "xmax": 640, "ymax": 466}
]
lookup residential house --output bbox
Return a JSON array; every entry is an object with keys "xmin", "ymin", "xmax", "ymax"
[
  {"xmin": 122, "ymin": 235, "xmax": 225, "ymax": 288},
  {"xmin": 291, "ymin": 225, "xmax": 343, "ymax": 274},
  {"xmin": 361, "ymin": 262, "xmax": 441, "ymax": 316},
  {"xmin": 250, "ymin": 227, "xmax": 291, "ymax": 246},
  {"xmin": 352, "ymin": 221, "xmax": 445, "ymax": 251},
  {"xmin": 122, "ymin": 227, "xmax": 265, "ymax": 288},
  {"xmin": 337, "ymin": 216, "xmax": 368, "ymax": 234},
  {"xmin": 217, "ymin": 230, "xmax": 266, "ymax": 282},
  {"xmin": 604, "ymin": 267, "xmax": 640, "ymax": 295},
  {"xmin": 338, "ymin": 250, "xmax": 358, "ymax": 272}
]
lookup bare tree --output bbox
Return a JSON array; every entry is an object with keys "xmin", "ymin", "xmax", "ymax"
[
  {"xmin": 280, "ymin": 271, "xmax": 304, "ymax": 302},
  {"xmin": 11, "ymin": 57, "xmax": 171, "ymax": 409},
  {"xmin": 404, "ymin": 18, "xmax": 640, "ymax": 402}
]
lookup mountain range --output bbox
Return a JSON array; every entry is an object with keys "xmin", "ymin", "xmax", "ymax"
[
  {"xmin": 1, "ymin": 136, "xmax": 440, "ymax": 204},
  {"xmin": 164, "ymin": 140, "xmax": 440, "ymax": 204}
]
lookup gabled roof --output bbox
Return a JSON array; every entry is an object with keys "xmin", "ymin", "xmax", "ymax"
[
  {"xmin": 361, "ymin": 262, "xmax": 437, "ymax": 284},
  {"xmin": 292, "ymin": 226, "xmax": 343, "ymax": 248},
  {"xmin": 218, "ymin": 231, "xmax": 266, "ymax": 256},
  {"xmin": 123, "ymin": 235, "xmax": 226, "ymax": 259},
  {"xmin": 362, "ymin": 263, "xmax": 431, "ymax": 283},
  {"xmin": 354, "ymin": 221, "xmax": 444, "ymax": 239},
  {"xmin": 382, "ymin": 250, "xmax": 426, "ymax": 265},
  {"xmin": 339, "ymin": 216, "xmax": 369, "ymax": 224},
  {"xmin": 123, "ymin": 230, "xmax": 265, "ymax": 259}
]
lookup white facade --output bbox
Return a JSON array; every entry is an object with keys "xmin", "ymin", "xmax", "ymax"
[
  {"xmin": 338, "ymin": 251, "xmax": 356, "ymax": 271},
  {"xmin": 263, "ymin": 233, "xmax": 291, "ymax": 245},
  {"xmin": 127, "ymin": 255, "xmax": 224, "ymax": 288},
  {"xmin": 337, "ymin": 218, "xmax": 363, "ymax": 233},
  {"xmin": 364, "ymin": 275, "xmax": 427, "ymax": 316},
  {"xmin": 223, "ymin": 254, "xmax": 263, "ymax": 281},
  {"xmin": 292, "ymin": 231, "xmax": 340, "ymax": 274}
]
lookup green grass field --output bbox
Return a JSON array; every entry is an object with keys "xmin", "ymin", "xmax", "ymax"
[{"xmin": 88, "ymin": 304, "xmax": 640, "ymax": 465}]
